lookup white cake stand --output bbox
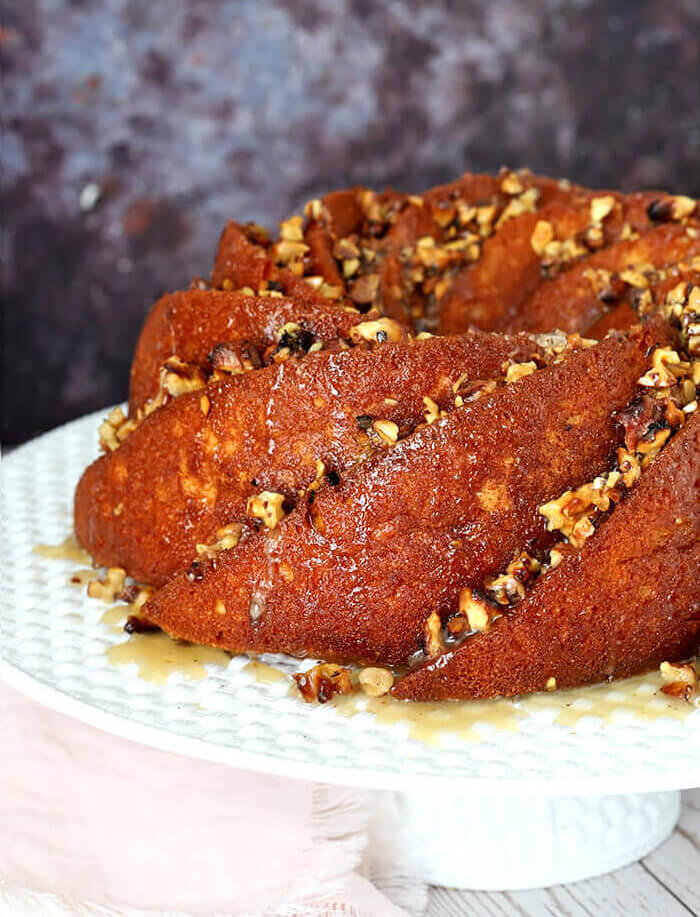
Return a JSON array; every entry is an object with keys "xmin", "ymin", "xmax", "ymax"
[{"xmin": 2, "ymin": 411, "xmax": 699, "ymax": 890}]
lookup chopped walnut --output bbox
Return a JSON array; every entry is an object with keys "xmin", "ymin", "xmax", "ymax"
[
  {"xmin": 293, "ymin": 663, "xmax": 353, "ymax": 703},
  {"xmin": 637, "ymin": 349, "xmax": 690, "ymax": 388},
  {"xmin": 246, "ymin": 491, "xmax": 286, "ymax": 529},
  {"xmin": 279, "ymin": 214, "xmax": 304, "ymax": 242},
  {"xmin": 161, "ymin": 357, "xmax": 207, "ymax": 398},
  {"xmin": 590, "ymin": 195, "xmax": 616, "ymax": 223},
  {"xmin": 648, "ymin": 195, "xmax": 698, "ymax": 223},
  {"xmin": 505, "ymin": 361, "xmax": 537, "ymax": 383},
  {"xmin": 501, "ymin": 172, "xmax": 524, "ymax": 195},
  {"xmin": 209, "ymin": 340, "xmax": 262, "ymax": 375},
  {"xmin": 348, "ymin": 273, "xmax": 380, "ymax": 305},
  {"xmin": 485, "ymin": 551, "xmax": 540, "ymax": 606},
  {"xmin": 98, "ymin": 406, "xmax": 135, "ymax": 451},
  {"xmin": 660, "ymin": 661, "xmax": 698, "ymax": 702},
  {"xmin": 349, "ymin": 317, "xmax": 407, "ymax": 345},
  {"xmin": 358, "ymin": 667, "xmax": 394, "ymax": 697},
  {"xmin": 87, "ymin": 567, "xmax": 127, "ymax": 603},
  {"xmin": 196, "ymin": 522, "xmax": 243, "ymax": 559},
  {"xmin": 372, "ymin": 419, "xmax": 399, "ymax": 445},
  {"xmin": 423, "ymin": 395, "xmax": 444, "ymax": 424},
  {"xmin": 530, "ymin": 220, "xmax": 554, "ymax": 255},
  {"xmin": 545, "ymin": 677, "xmax": 558, "ymax": 692},
  {"xmin": 457, "ymin": 587, "xmax": 492, "ymax": 633},
  {"xmin": 423, "ymin": 611, "xmax": 444, "ymax": 657}
]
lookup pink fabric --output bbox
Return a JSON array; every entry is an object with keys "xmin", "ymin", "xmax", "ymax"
[{"xmin": 0, "ymin": 680, "xmax": 406, "ymax": 916}]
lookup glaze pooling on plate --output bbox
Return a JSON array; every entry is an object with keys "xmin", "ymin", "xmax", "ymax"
[{"xmin": 2, "ymin": 410, "xmax": 700, "ymax": 791}]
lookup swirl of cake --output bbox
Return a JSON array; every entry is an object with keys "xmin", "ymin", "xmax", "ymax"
[{"xmin": 74, "ymin": 168, "xmax": 700, "ymax": 701}]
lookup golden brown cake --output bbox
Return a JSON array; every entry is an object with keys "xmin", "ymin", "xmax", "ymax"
[{"xmin": 74, "ymin": 168, "xmax": 700, "ymax": 701}]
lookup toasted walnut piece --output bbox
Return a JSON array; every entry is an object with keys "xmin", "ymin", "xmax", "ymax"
[
  {"xmin": 161, "ymin": 357, "xmax": 207, "ymax": 398},
  {"xmin": 496, "ymin": 188, "xmax": 539, "ymax": 229},
  {"xmin": 358, "ymin": 667, "xmax": 394, "ymax": 697},
  {"xmin": 458, "ymin": 587, "xmax": 492, "ymax": 633},
  {"xmin": 246, "ymin": 491, "xmax": 286, "ymax": 529},
  {"xmin": 637, "ymin": 349, "xmax": 690, "ymax": 388},
  {"xmin": 273, "ymin": 239, "xmax": 309, "ymax": 266},
  {"xmin": 423, "ymin": 611, "xmax": 444, "ymax": 657},
  {"xmin": 501, "ymin": 172, "xmax": 524, "ymax": 195},
  {"xmin": 98, "ymin": 406, "xmax": 137, "ymax": 451},
  {"xmin": 590, "ymin": 195, "xmax": 616, "ymax": 223},
  {"xmin": 304, "ymin": 198, "xmax": 324, "ymax": 221},
  {"xmin": 423, "ymin": 396, "xmax": 443, "ymax": 424},
  {"xmin": 548, "ymin": 544, "xmax": 565, "ymax": 570},
  {"xmin": 505, "ymin": 361, "xmax": 537, "ymax": 384},
  {"xmin": 619, "ymin": 267, "xmax": 649, "ymax": 288},
  {"xmin": 670, "ymin": 196, "xmax": 697, "ymax": 220},
  {"xmin": 279, "ymin": 215, "xmax": 303, "ymax": 242},
  {"xmin": 87, "ymin": 567, "xmax": 127, "ymax": 603},
  {"xmin": 660, "ymin": 661, "xmax": 698, "ymax": 701},
  {"xmin": 485, "ymin": 551, "xmax": 541, "ymax": 606},
  {"xmin": 372, "ymin": 419, "xmax": 399, "ymax": 445},
  {"xmin": 214, "ymin": 600, "xmax": 227, "ymax": 616},
  {"xmin": 293, "ymin": 663, "xmax": 353, "ymax": 703},
  {"xmin": 530, "ymin": 220, "xmax": 554, "ymax": 256},
  {"xmin": 209, "ymin": 340, "xmax": 262, "ymax": 375},
  {"xmin": 196, "ymin": 523, "xmax": 243, "ymax": 560},
  {"xmin": 545, "ymin": 677, "xmax": 557, "ymax": 692},
  {"xmin": 350, "ymin": 318, "xmax": 406, "ymax": 345},
  {"xmin": 348, "ymin": 273, "xmax": 379, "ymax": 305}
]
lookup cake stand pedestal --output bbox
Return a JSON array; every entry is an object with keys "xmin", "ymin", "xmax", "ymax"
[{"xmin": 369, "ymin": 789, "xmax": 680, "ymax": 889}]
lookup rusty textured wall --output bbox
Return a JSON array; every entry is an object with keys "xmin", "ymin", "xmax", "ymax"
[{"xmin": 2, "ymin": 0, "xmax": 699, "ymax": 443}]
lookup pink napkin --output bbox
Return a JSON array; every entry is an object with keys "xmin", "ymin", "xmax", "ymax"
[{"xmin": 0, "ymin": 680, "xmax": 411, "ymax": 916}]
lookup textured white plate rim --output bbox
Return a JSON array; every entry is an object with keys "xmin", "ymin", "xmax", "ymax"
[
  {"xmin": 3, "ymin": 659, "xmax": 700, "ymax": 797},
  {"xmin": 2, "ymin": 411, "xmax": 700, "ymax": 797}
]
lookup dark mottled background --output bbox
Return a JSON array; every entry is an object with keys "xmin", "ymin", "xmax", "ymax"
[{"xmin": 2, "ymin": 0, "xmax": 699, "ymax": 444}]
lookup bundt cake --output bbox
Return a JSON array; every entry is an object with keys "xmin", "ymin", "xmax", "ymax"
[{"xmin": 74, "ymin": 168, "xmax": 700, "ymax": 702}]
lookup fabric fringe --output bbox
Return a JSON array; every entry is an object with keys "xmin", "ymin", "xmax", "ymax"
[{"xmin": 0, "ymin": 785, "xmax": 417, "ymax": 917}]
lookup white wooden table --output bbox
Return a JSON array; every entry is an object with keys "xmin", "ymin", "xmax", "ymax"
[{"xmin": 427, "ymin": 789, "xmax": 700, "ymax": 915}]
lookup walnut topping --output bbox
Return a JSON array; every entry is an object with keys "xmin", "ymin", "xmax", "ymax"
[
  {"xmin": 545, "ymin": 677, "xmax": 557, "ymax": 692},
  {"xmin": 372, "ymin": 419, "xmax": 399, "ymax": 445},
  {"xmin": 637, "ymin": 349, "xmax": 689, "ymax": 388},
  {"xmin": 485, "ymin": 552, "xmax": 540, "ymax": 606},
  {"xmin": 660, "ymin": 661, "xmax": 698, "ymax": 702},
  {"xmin": 87, "ymin": 567, "xmax": 127, "ymax": 603},
  {"xmin": 663, "ymin": 282, "xmax": 700, "ymax": 357},
  {"xmin": 457, "ymin": 587, "xmax": 492, "ymax": 633},
  {"xmin": 209, "ymin": 340, "xmax": 262, "ymax": 375},
  {"xmin": 423, "ymin": 611, "xmax": 445, "ymax": 657},
  {"xmin": 196, "ymin": 522, "xmax": 243, "ymax": 559},
  {"xmin": 270, "ymin": 323, "xmax": 317, "ymax": 361},
  {"xmin": 539, "ymin": 478, "xmax": 621, "ymax": 549},
  {"xmin": 279, "ymin": 214, "xmax": 304, "ymax": 242},
  {"xmin": 590, "ymin": 195, "xmax": 616, "ymax": 223},
  {"xmin": 423, "ymin": 395, "xmax": 444, "ymax": 424},
  {"xmin": 272, "ymin": 238, "xmax": 309, "ymax": 271},
  {"xmin": 618, "ymin": 267, "xmax": 650, "ymax": 289},
  {"xmin": 98, "ymin": 406, "xmax": 137, "ymax": 452},
  {"xmin": 348, "ymin": 273, "xmax": 380, "ymax": 305},
  {"xmin": 350, "ymin": 317, "xmax": 407, "ymax": 345},
  {"xmin": 505, "ymin": 361, "xmax": 537, "ymax": 383},
  {"xmin": 647, "ymin": 195, "xmax": 698, "ymax": 223},
  {"xmin": 246, "ymin": 491, "xmax": 286, "ymax": 529},
  {"xmin": 293, "ymin": 663, "xmax": 353, "ymax": 703},
  {"xmin": 530, "ymin": 220, "xmax": 554, "ymax": 255},
  {"xmin": 358, "ymin": 667, "xmax": 394, "ymax": 697},
  {"xmin": 214, "ymin": 599, "xmax": 227, "ymax": 616},
  {"xmin": 501, "ymin": 172, "xmax": 524, "ymax": 195},
  {"xmin": 161, "ymin": 357, "xmax": 207, "ymax": 397},
  {"xmin": 495, "ymin": 187, "xmax": 539, "ymax": 229}
]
